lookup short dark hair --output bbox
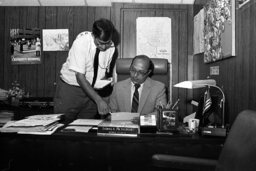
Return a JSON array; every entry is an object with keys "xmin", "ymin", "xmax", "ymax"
[
  {"xmin": 131, "ymin": 55, "xmax": 154, "ymax": 73},
  {"xmin": 92, "ymin": 18, "xmax": 114, "ymax": 42}
]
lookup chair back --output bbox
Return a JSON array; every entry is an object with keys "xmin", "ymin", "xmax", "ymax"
[
  {"xmin": 216, "ymin": 110, "xmax": 256, "ymax": 171},
  {"xmin": 116, "ymin": 58, "xmax": 169, "ymax": 90}
]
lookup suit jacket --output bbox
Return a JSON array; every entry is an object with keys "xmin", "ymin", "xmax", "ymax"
[{"xmin": 109, "ymin": 78, "xmax": 167, "ymax": 115}]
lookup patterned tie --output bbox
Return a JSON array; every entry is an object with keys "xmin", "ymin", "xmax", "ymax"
[{"xmin": 131, "ymin": 84, "xmax": 140, "ymax": 113}]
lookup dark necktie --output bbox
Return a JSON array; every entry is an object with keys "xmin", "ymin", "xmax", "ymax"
[
  {"xmin": 92, "ymin": 48, "xmax": 100, "ymax": 88},
  {"xmin": 131, "ymin": 84, "xmax": 140, "ymax": 113}
]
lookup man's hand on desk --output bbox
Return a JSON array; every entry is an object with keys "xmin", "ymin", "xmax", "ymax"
[{"xmin": 96, "ymin": 99, "xmax": 111, "ymax": 115}]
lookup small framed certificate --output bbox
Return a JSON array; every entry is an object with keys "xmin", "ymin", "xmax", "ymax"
[{"xmin": 158, "ymin": 110, "xmax": 178, "ymax": 132}]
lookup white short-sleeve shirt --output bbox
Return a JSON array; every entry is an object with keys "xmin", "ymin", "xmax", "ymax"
[{"xmin": 60, "ymin": 31, "xmax": 115, "ymax": 86}]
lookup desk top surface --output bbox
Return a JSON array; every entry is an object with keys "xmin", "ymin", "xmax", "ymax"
[{"xmin": 0, "ymin": 130, "xmax": 225, "ymax": 144}]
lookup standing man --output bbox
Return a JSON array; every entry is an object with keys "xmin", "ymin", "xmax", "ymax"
[
  {"xmin": 109, "ymin": 55, "xmax": 167, "ymax": 116},
  {"xmin": 54, "ymin": 18, "xmax": 118, "ymax": 120}
]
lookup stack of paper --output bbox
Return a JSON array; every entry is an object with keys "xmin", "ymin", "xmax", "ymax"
[
  {"xmin": 0, "ymin": 114, "xmax": 64, "ymax": 135},
  {"xmin": 94, "ymin": 78, "xmax": 112, "ymax": 89},
  {"xmin": 110, "ymin": 112, "xmax": 140, "ymax": 121}
]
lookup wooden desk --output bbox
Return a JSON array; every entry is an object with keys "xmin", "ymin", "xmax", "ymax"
[{"xmin": 0, "ymin": 131, "xmax": 224, "ymax": 171}]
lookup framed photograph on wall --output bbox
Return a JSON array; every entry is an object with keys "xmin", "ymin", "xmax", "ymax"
[
  {"xmin": 42, "ymin": 29, "xmax": 69, "ymax": 51},
  {"xmin": 10, "ymin": 28, "xmax": 41, "ymax": 65},
  {"xmin": 204, "ymin": 0, "xmax": 235, "ymax": 63}
]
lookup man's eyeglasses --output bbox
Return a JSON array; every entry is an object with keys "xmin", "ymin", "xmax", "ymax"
[{"xmin": 130, "ymin": 67, "xmax": 148, "ymax": 76}]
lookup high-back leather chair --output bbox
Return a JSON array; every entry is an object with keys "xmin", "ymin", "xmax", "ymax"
[
  {"xmin": 152, "ymin": 110, "xmax": 256, "ymax": 171},
  {"xmin": 116, "ymin": 58, "xmax": 169, "ymax": 97}
]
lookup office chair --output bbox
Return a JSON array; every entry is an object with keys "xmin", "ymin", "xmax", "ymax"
[
  {"xmin": 116, "ymin": 57, "xmax": 169, "ymax": 94},
  {"xmin": 152, "ymin": 110, "xmax": 256, "ymax": 171}
]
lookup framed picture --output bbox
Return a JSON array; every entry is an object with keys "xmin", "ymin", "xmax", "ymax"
[
  {"xmin": 10, "ymin": 28, "xmax": 41, "ymax": 65},
  {"xmin": 204, "ymin": 0, "xmax": 235, "ymax": 63},
  {"xmin": 42, "ymin": 29, "xmax": 69, "ymax": 51},
  {"xmin": 158, "ymin": 109, "xmax": 178, "ymax": 132}
]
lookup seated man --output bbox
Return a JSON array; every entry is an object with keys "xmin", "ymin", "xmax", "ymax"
[{"xmin": 109, "ymin": 55, "xmax": 167, "ymax": 115}]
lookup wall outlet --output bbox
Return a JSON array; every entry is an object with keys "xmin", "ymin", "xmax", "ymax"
[{"xmin": 210, "ymin": 66, "xmax": 219, "ymax": 75}]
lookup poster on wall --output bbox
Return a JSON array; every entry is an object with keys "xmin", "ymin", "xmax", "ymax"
[
  {"xmin": 204, "ymin": 0, "xmax": 235, "ymax": 63},
  {"xmin": 42, "ymin": 29, "xmax": 69, "ymax": 51},
  {"xmin": 10, "ymin": 28, "xmax": 41, "ymax": 65},
  {"xmin": 136, "ymin": 17, "xmax": 172, "ymax": 62},
  {"xmin": 221, "ymin": 0, "xmax": 235, "ymax": 58},
  {"xmin": 193, "ymin": 8, "xmax": 205, "ymax": 54}
]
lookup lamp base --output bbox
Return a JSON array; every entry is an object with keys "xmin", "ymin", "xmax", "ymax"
[{"xmin": 201, "ymin": 127, "xmax": 227, "ymax": 137}]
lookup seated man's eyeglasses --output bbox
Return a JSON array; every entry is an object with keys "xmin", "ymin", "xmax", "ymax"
[{"xmin": 129, "ymin": 67, "xmax": 148, "ymax": 76}]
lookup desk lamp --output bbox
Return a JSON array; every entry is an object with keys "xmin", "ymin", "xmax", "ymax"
[{"xmin": 174, "ymin": 79, "xmax": 226, "ymax": 137}]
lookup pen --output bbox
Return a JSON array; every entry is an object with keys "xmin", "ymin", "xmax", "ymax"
[
  {"xmin": 171, "ymin": 99, "xmax": 180, "ymax": 110},
  {"xmin": 166, "ymin": 100, "xmax": 172, "ymax": 109}
]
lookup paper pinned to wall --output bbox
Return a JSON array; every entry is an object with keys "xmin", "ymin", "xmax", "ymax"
[
  {"xmin": 193, "ymin": 8, "xmax": 205, "ymax": 54},
  {"xmin": 136, "ymin": 17, "xmax": 172, "ymax": 63}
]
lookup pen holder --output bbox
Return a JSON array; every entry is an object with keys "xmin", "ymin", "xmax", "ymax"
[{"xmin": 157, "ymin": 109, "xmax": 178, "ymax": 132}]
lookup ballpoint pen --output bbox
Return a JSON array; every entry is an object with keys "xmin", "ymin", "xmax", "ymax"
[
  {"xmin": 166, "ymin": 100, "xmax": 172, "ymax": 109},
  {"xmin": 171, "ymin": 98, "xmax": 180, "ymax": 110}
]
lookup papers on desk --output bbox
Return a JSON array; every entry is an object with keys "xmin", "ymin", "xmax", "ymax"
[
  {"xmin": 26, "ymin": 114, "xmax": 63, "ymax": 120},
  {"xmin": 18, "ymin": 123, "xmax": 64, "ymax": 135},
  {"xmin": 110, "ymin": 112, "xmax": 140, "ymax": 121},
  {"xmin": 63, "ymin": 119, "xmax": 103, "ymax": 133},
  {"xmin": 63, "ymin": 126, "xmax": 92, "ymax": 133},
  {"xmin": 94, "ymin": 78, "xmax": 112, "ymax": 89},
  {"xmin": 0, "ymin": 114, "xmax": 64, "ymax": 135},
  {"xmin": 69, "ymin": 119, "xmax": 103, "ymax": 126}
]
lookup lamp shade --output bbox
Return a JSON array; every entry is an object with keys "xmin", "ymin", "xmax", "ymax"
[{"xmin": 174, "ymin": 79, "xmax": 216, "ymax": 89}]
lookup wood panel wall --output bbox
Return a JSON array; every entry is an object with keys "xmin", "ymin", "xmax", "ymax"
[
  {"xmin": 0, "ymin": 4, "xmax": 193, "ymax": 118},
  {"xmin": 193, "ymin": 1, "xmax": 256, "ymax": 125},
  {"xmin": 0, "ymin": 6, "xmax": 112, "ymax": 98}
]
